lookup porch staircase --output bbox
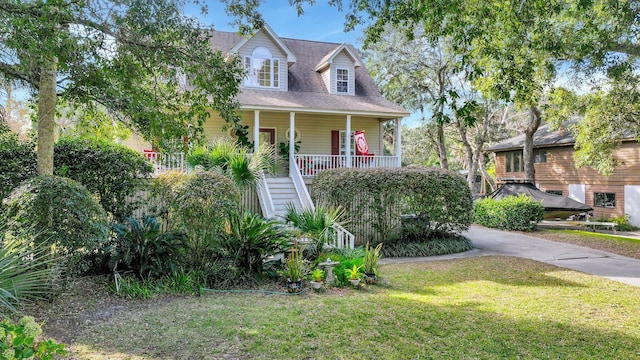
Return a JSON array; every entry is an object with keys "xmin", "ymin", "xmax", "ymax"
[{"xmin": 264, "ymin": 177, "xmax": 302, "ymax": 218}]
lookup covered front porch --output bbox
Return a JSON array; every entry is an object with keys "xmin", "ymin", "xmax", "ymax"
[{"xmin": 248, "ymin": 110, "xmax": 403, "ymax": 178}]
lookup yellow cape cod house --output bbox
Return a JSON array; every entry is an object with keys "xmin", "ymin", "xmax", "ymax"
[{"xmin": 125, "ymin": 24, "xmax": 409, "ymax": 222}]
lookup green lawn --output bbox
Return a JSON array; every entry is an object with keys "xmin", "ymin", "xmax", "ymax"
[
  {"xmin": 536, "ymin": 229, "xmax": 640, "ymax": 259},
  {"xmin": 53, "ymin": 256, "xmax": 640, "ymax": 359}
]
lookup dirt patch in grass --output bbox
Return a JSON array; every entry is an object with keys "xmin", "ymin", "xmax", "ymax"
[{"xmin": 519, "ymin": 228, "xmax": 640, "ymax": 259}]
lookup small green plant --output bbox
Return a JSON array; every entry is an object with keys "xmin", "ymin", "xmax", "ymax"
[
  {"xmin": 345, "ymin": 264, "xmax": 362, "ymax": 281},
  {"xmin": 110, "ymin": 274, "xmax": 153, "ymax": 300},
  {"xmin": 362, "ymin": 242, "xmax": 383, "ymax": 275},
  {"xmin": 0, "ymin": 316, "xmax": 67, "ymax": 359},
  {"xmin": 283, "ymin": 245, "xmax": 305, "ymax": 281},
  {"xmin": 311, "ymin": 268, "xmax": 324, "ymax": 282}
]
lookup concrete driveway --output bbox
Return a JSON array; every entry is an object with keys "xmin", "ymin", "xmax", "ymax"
[{"xmin": 381, "ymin": 225, "xmax": 640, "ymax": 287}]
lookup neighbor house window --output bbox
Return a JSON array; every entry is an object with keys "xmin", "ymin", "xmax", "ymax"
[
  {"xmin": 534, "ymin": 149, "xmax": 548, "ymax": 163},
  {"xmin": 546, "ymin": 190, "xmax": 563, "ymax": 196},
  {"xmin": 594, "ymin": 192, "xmax": 616, "ymax": 208},
  {"xmin": 339, "ymin": 130, "xmax": 355, "ymax": 155},
  {"xmin": 244, "ymin": 47, "xmax": 280, "ymax": 88},
  {"xmin": 505, "ymin": 151, "xmax": 523, "ymax": 173},
  {"xmin": 336, "ymin": 68, "xmax": 349, "ymax": 93}
]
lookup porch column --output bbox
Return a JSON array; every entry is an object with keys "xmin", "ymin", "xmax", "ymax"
[
  {"xmin": 379, "ymin": 121, "xmax": 385, "ymax": 156},
  {"xmin": 253, "ymin": 110, "xmax": 260, "ymax": 151},
  {"xmin": 395, "ymin": 118, "xmax": 402, "ymax": 167},
  {"xmin": 289, "ymin": 112, "xmax": 296, "ymax": 177},
  {"xmin": 345, "ymin": 115, "xmax": 352, "ymax": 168}
]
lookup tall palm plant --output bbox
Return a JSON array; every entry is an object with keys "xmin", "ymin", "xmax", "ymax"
[{"xmin": 186, "ymin": 140, "xmax": 278, "ymax": 190}]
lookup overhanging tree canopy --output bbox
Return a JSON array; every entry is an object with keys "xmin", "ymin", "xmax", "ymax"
[{"xmin": 1, "ymin": 0, "xmax": 245, "ymax": 175}]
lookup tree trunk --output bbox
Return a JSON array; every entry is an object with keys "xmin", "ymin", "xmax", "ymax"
[
  {"xmin": 436, "ymin": 122, "xmax": 448, "ymax": 169},
  {"xmin": 37, "ymin": 58, "xmax": 57, "ymax": 176},
  {"xmin": 456, "ymin": 118, "xmax": 475, "ymax": 189},
  {"xmin": 479, "ymin": 151, "xmax": 496, "ymax": 192},
  {"xmin": 523, "ymin": 106, "xmax": 542, "ymax": 184}
]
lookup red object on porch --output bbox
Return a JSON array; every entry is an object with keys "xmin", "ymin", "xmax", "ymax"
[
  {"xmin": 143, "ymin": 149, "xmax": 154, "ymax": 160},
  {"xmin": 354, "ymin": 131, "xmax": 369, "ymax": 155}
]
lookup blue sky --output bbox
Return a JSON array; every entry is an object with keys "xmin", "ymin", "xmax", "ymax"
[{"xmin": 187, "ymin": 1, "xmax": 364, "ymax": 46}]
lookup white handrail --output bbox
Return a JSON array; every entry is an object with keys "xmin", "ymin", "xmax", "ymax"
[
  {"xmin": 331, "ymin": 224, "xmax": 355, "ymax": 249},
  {"xmin": 256, "ymin": 172, "xmax": 276, "ymax": 219},
  {"xmin": 290, "ymin": 157, "xmax": 315, "ymax": 210}
]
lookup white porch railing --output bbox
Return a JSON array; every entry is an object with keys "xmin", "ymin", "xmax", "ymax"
[
  {"xmin": 294, "ymin": 154, "xmax": 399, "ymax": 177},
  {"xmin": 144, "ymin": 152, "xmax": 186, "ymax": 176}
]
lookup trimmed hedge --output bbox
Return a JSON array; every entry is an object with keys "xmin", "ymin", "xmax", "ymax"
[
  {"xmin": 312, "ymin": 167, "xmax": 473, "ymax": 243},
  {"xmin": 473, "ymin": 194, "xmax": 544, "ymax": 231},
  {"xmin": 0, "ymin": 130, "xmax": 36, "ymax": 203},
  {"xmin": 54, "ymin": 137, "xmax": 153, "ymax": 221}
]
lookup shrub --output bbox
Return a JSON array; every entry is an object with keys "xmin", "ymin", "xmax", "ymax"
[
  {"xmin": 0, "ymin": 316, "xmax": 67, "ymax": 359},
  {"xmin": 610, "ymin": 215, "xmax": 637, "ymax": 232},
  {"xmin": 222, "ymin": 210, "xmax": 293, "ymax": 274},
  {"xmin": 54, "ymin": 137, "xmax": 153, "ymax": 221},
  {"xmin": 473, "ymin": 194, "xmax": 544, "ymax": 231},
  {"xmin": 109, "ymin": 215, "xmax": 188, "ymax": 280},
  {"xmin": 164, "ymin": 171, "xmax": 241, "ymax": 267},
  {"xmin": 0, "ymin": 130, "xmax": 36, "ymax": 204},
  {"xmin": 2, "ymin": 175, "xmax": 109, "ymax": 274},
  {"xmin": 312, "ymin": 167, "xmax": 473, "ymax": 243}
]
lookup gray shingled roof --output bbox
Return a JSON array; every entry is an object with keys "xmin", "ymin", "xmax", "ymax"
[
  {"xmin": 209, "ymin": 30, "xmax": 409, "ymax": 118},
  {"xmin": 487, "ymin": 124, "xmax": 576, "ymax": 152}
]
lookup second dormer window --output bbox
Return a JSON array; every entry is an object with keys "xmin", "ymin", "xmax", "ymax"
[
  {"xmin": 244, "ymin": 47, "xmax": 280, "ymax": 88},
  {"xmin": 336, "ymin": 68, "xmax": 349, "ymax": 93}
]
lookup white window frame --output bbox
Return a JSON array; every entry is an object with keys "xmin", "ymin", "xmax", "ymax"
[
  {"xmin": 339, "ymin": 130, "xmax": 355, "ymax": 155},
  {"xmin": 244, "ymin": 47, "xmax": 280, "ymax": 89},
  {"xmin": 336, "ymin": 67, "xmax": 349, "ymax": 94}
]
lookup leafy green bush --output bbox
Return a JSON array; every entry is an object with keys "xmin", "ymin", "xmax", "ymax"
[
  {"xmin": 0, "ymin": 130, "xmax": 36, "ymax": 205},
  {"xmin": 109, "ymin": 216, "xmax": 188, "ymax": 280},
  {"xmin": 163, "ymin": 171, "xmax": 241, "ymax": 268},
  {"xmin": 222, "ymin": 210, "xmax": 292, "ymax": 274},
  {"xmin": 312, "ymin": 167, "xmax": 473, "ymax": 243},
  {"xmin": 2, "ymin": 175, "xmax": 109, "ymax": 274},
  {"xmin": 609, "ymin": 215, "xmax": 638, "ymax": 231},
  {"xmin": 473, "ymin": 194, "xmax": 544, "ymax": 231},
  {"xmin": 0, "ymin": 316, "xmax": 67, "ymax": 359},
  {"xmin": 54, "ymin": 137, "xmax": 153, "ymax": 221}
]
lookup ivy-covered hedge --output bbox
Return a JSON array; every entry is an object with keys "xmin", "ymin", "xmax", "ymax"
[
  {"xmin": 54, "ymin": 137, "xmax": 153, "ymax": 221},
  {"xmin": 473, "ymin": 194, "xmax": 544, "ymax": 231},
  {"xmin": 312, "ymin": 167, "xmax": 473, "ymax": 243}
]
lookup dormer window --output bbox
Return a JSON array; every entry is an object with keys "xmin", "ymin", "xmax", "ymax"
[
  {"xmin": 244, "ymin": 47, "xmax": 280, "ymax": 88},
  {"xmin": 336, "ymin": 68, "xmax": 349, "ymax": 93}
]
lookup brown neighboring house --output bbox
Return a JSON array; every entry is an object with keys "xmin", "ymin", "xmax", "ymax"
[{"xmin": 487, "ymin": 124, "xmax": 640, "ymax": 226}]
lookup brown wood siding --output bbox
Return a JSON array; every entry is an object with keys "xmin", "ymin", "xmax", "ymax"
[{"xmin": 495, "ymin": 143, "xmax": 640, "ymax": 187}]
